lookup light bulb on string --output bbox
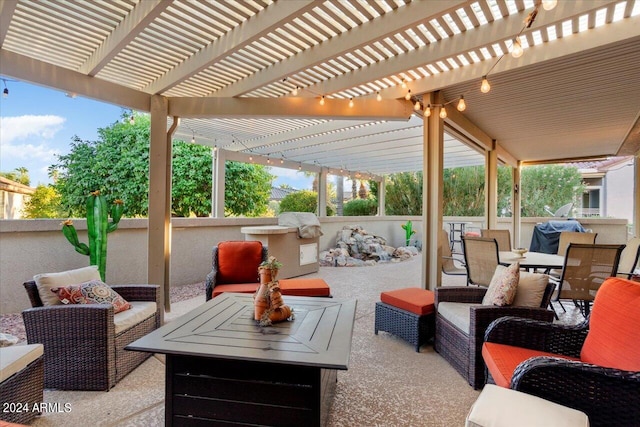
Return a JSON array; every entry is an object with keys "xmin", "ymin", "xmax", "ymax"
[
  {"xmin": 457, "ymin": 96, "xmax": 466, "ymax": 112},
  {"xmin": 401, "ymin": 79, "xmax": 407, "ymax": 89},
  {"xmin": 414, "ymin": 100, "xmax": 421, "ymax": 111},
  {"xmin": 424, "ymin": 104, "xmax": 431, "ymax": 117},
  {"xmin": 542, "ymin": 0, "xmax": 557, "ymax": 11},
  {"xmin": 481, "ymin": 76, "xmax": 491, "ymax": 93},
  {"xmin": 320, "ymin": 95, "xmax": 325, "ymax": 106},
  {"xmin": 190, "ymin": 132, "xmax": 195, "ymax": 144},
  {"xmin": 292, "ymin": 86, "xmax": 298, "ymax": 96},
  {"xmin": 439, "ymin": 106, "xmax": 447, "ymax": 119},
  {"xmin": 280, "ymin": 158, "xmax": 284, "ymax": 164},
  {"xmin": 511, "ymin": 37, "xmax": 524, "ymax": 58},
  {"xmin": 376, "ymin": 91, "xmax": 382, "ymax": 102},
  {"xmin": 213, "ymin": 145, "xmax": 218, "ymax": 152},
  {"xmin": 2, "ymin": 88, "xmax": 8, "ymax": 98},
  {"xmin": 129, "ymin": 115, "xmax": 135, "ymax": 125},
  {"xmin": 404, "ymin": 90, "xmax": 411, "ymax": 101},
  {"xmin": 349, "ymin": 97, "xmax": 354, "ymax": 108}
]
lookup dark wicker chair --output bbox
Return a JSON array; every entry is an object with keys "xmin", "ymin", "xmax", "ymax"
[
  {"xmin": 483, "ymin": 278, "xmax": 640, "ymax": 427},
  {"xmin": 205, "ymin": 241, "xmax": 268, "ymax": 301},
  {"xmin": 22, "ymin": 281, "xmax": 160, "ymax": 391},
  {"xmin": 434, "ymin": 282, "xmax": 555, "ymax": 389}
]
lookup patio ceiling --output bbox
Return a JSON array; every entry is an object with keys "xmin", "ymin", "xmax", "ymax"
[{"xmin": 1, "ymin": 0, "xmax": 639, "ymax": 177}]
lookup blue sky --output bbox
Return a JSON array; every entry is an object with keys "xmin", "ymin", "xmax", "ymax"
[{"xmin": 0, "ymin": 80, "xmax": 312, "ymax": 189}]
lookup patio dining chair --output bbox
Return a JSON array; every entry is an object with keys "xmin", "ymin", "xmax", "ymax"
[
  {"xmin": 480, "ymin": 229, "xmax": 512, "ymax": 252},
  {"xmin": 441, "ymin": 229, "xmax": 466, "ymax": 276},
  {"xmin": 462, "ymin": 236, "xmax": 500, "ymax": 287},
  {"xmin": 555, "ymin": 243, "xmax": 625, "ymax": 317}
]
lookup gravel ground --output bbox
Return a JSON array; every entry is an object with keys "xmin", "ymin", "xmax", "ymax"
[{"xmin": 0, "ymin": 282, "xmax": 206, "ymax": 345}]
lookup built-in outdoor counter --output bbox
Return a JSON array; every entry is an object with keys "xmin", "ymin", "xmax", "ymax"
[{"xmin": 241, "ymin": 225, "xmax": 319, "ymax": 279}]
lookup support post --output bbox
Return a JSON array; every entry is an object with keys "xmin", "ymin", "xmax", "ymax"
[
  {"xmin": 148, "ymin": 95, "xmax": 171, "ymax": 316},
  {"xmin": 513, "ymin": 163, "xmax": 522, "ymax": 247},
  {"xmin": 422, "ymin": 92, "xmax": 444, "ymax": 290},
  {"xmin": 486, "ymin": 143, "xmax": 498, "ymax": 229},
  {"xmin": 318, "ymin": 168, "xmax": 327, "ymax": 217},
  {"xmin": 212, "ymin": 148, "xmax": 226, "ymax": 218}
]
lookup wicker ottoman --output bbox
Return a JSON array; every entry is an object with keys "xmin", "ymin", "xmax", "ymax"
[
  {"xmin": 0, "ymin": 344, "xmax": 44, "ymax": 425},
  {"xmin": 374, "ymin": 288, "xmax": 435, "ymax": 352}
]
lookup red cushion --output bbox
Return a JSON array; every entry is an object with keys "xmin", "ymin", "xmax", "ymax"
[
  {"xmin": 279, "ymin": 278, "xmax": 331, "ymax": 297},
  {"xmin": 581, "ymin": 277, "xmax": 640, "ymax": 371},
  {"xmin": 217, "ymin": 241, "xmax": 263, "ymax": 285},
  {"xmin": 212, "ymin": 283, "xmax": 259, "ymax": 298},
  {"xmin": 380, "ymin": 288, "xmax": 434, "ymax": 316},
  {"xmin": 482, "ymin": 342, "xmax": 579, "ymax": 388}
]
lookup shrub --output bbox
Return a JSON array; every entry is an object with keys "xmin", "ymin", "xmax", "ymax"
[
  {"xmin": 279, "ymin": 190, "xmax": 335, "ymax": 216},
  {"xmin": 343, "ymin": 198, "xmax": 378, "ymax": 216}
]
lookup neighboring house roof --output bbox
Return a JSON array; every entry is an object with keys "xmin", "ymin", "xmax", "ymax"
[
  {"xmin": 270, "ymin": 186, "xmax": 298, "ymax": 201},
  {"xmin": 568, "ymin": 156, "xmax": 634, "ymax": 173},
  {"xmin": 0, "ymin": 177, "xmax": 35, "ymax": 195}
]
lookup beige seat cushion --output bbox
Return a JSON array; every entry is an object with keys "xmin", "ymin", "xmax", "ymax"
[
  {"xmin": 466, "ymin": 384, "xmax": 589, "ymax": 427},
  {"xmin": 437, "ymin": 302, "xmax": 477, "ymax": 334},
  {"xmin": 114, "ymin": 301, "xmax": 157, "ymax": 335},
  {"xmin": 0, "ymin": 344, "xmax": 44, "ymax": 383},
  {"xmin": 34, "ymin": 266, "xmax": 101, "ymax": 306}
]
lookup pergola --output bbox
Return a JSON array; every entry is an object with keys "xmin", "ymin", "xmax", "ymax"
[{"xmin": 1, "ymin": 0, "xmax": 639, "ymax": 307}]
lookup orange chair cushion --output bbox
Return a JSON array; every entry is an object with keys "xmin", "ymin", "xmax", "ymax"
[
  {"xmin": 482, "ymin": 342, "xmax": 579, "ymax": 388},
  {"xmin": 217, "ymin": 241, "xmax": 263, "ymax": 285},
  {"xmin": 380, "ymin": 288, "xmax": 434, "ymax": 316},
  {"xmin": 580, "ymin": 277, "xmax": 640, "ymax": 371},
  {"xmin": 211, "ymin": 283, "xmax": 259, "ymax": 298},
  {"xmin": 279, "ymin": 278, "xmax": 331, "ymax": 297}
]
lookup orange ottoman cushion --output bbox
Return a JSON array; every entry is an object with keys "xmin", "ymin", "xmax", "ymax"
[
  {"xmin": 380, "ymin": 288, "xmax": 434, "ymax": 315},
  {"xmin": 279, "ymin": 278, "xmax": 331, "ymax": 297},
  {"xmin": 211, "ymin": 283, "xmax": 260, "ymax": 298}
]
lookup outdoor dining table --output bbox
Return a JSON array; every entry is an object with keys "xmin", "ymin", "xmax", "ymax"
[{"xmin": 499, "ymin": 251, "xmax": 565, "ymax": 271}]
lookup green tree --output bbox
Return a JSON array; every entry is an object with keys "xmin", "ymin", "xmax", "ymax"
[
  {"xmin": 22, "ymin": 185, "xmax": 62, "ymax": 218},
  {"xmin": 224, "ymin": 161, "xmax": 272, "ymax": 217},
  {"xmin": 521, "ymin": 164, "xmax": 584, "ymax": 216},
  {"xmin": 279, "ymin": 190, "xmax": 335, "ymax": 216},
  {"xmin": 385, "ymin": 172, "xmax": 423, "ymax": 215},
  {"xmin": 52, "ymin": 112, "xmax": 273, "ymax": 218},
  {"xmin": 0, "ymin": 167, "xmax": 31, "ymax": 186},
  {"xmin": 172, "ymin": 142, "xmax": 212, "ymax": 217},
  {"xmin": 343, "ymin": 198, "xmax": 377, "ymax": 216}
]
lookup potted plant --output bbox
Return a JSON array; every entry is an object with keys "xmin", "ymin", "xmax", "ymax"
[{"xmin": 254, "ymin": 256, "xmax": 292, "ymax": 326}]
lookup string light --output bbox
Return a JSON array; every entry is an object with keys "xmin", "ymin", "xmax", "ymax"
[
  {"xmin": 414, "ymin": 100, "xmax": 421, "ymax": 110},
  {"xmin": 129, "ymin": 115, "xmax": 135, "ymax": 125},
  {"xmin": 423, "ymin": 105, "xmax": 431, "ymax": 117},
  {"xmin": 439, "ymin": 106, "xmax": 447, "ymax": 119},
  {"xmin": 292, "ymin": 86, "xmax": 299, "ymax": 96},
  {"xmin": 542, "ymin": 0, "xmax": 557, "ymax": 11},
  {"xmin": 376, "ymin": 91, "xmax": 382, "ymax": 102},
  {"xmin": 213, "ymin": 145, "xmax": 218, "ymax": 152},
  {"xmin": 2, "ymin": 79, "xmax": 8, "ymax": 98},
  {"xmin": 457, "ymin": 96, "xmax": 466, "ymax": 112},
  {"xmin": 190, "ymin": 131, "xmax": 195, "ymax": 143},
  {"xmin": 401, "ymin": 79, "xmax": 407, "ymax": 89},
  {"xmin": 349, "ymin": 97, "xmax": 354, "ymax": 108},
  {"xmin": 320, "ymin": 95, "xmax": 325, "ymax": 105},
  {"xmin": 404, "ymin": 90, "xmax": 411, "ymax": 101},
  {"xmin": 511, "ymin": 37, "xmax": 524, "ymax": 58},
  {"xmin": 481, "ymin": 76, "xmax": 491, "ymax": 93}
]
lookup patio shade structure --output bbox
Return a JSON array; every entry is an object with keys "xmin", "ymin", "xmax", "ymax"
[{"xmin": 1, "ymin": 0, "xmax": 639, "ymax": 308}]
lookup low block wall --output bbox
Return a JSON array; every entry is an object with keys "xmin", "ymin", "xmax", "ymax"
[{"xmin": 1, "ymin": 216, "xmax": 628, "ymax": 314}]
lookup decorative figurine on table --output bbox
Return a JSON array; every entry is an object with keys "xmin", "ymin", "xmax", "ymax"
[{"xmin": 254, "ymin": 256, "xmax": 294, "ymax": 326}]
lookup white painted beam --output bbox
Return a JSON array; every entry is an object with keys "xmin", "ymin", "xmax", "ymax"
[
  {"xmin": 143, "ymin": 0, "xmax": 320, "ymax": 95},
  {"xmin": 79, "ymin": 0, "xmax": 170, "ymax": 76},
  {"xmin": 169, "ymin": 97, "xmax": 413, "ymax": 120},
  {"xmin": 0, "ymin": 49, "xmax": 151, "ymax": 112},
  {"xmin": 0, "ymin": 0, "xmax": 18, "ymax": 46}
]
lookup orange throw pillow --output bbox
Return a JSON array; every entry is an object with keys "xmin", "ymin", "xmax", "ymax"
[{"xmin": 217, "ymin": 241, "xmax": 263, "ymax": 284}]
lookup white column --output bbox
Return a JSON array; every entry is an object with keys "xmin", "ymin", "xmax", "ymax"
[
  {"xmin": 377, "ymin": 178, "xmax": 386, "ymax": 216},
  {"xmin": 212, "ymin": 148, "xmax": 226, "ymax": 218},
  {"xmin": 422, "ymin": 92, "xmax": 444, "ymax": 290},
  {"xmin": 318, "ymin": 168, "xmax": 327, "ymax": 217},
  {"xmin": 486, "ymin": 144, "xmax": 498, "ymax": 229},
  {"xmin": 513, "ymin": 163, "xmax": 522, "ymax": 247},
  {"xmin": 148, "ymin": 94, "xmax": 171, "ymax": 316}
]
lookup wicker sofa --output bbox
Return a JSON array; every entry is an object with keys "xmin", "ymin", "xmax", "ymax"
[
  {"xmin": 434, "ymin": 280, "xmax": 555, "ymax": 389},
  {"xmin": 22, "ymin": 278, "xmax": 160, "ymax": 391},
  {"xmin": 483, "ymin": 277, "xmax": 640, "ymax": 426}
]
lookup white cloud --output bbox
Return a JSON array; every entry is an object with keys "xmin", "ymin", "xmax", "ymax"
[{"xmin": 0, "ymin": 115, "xmax": 66, "ymax": 144}]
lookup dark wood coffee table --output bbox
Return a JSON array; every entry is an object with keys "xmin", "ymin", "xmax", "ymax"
[{"xmin": 126, "ymin": 293, "xmax": 356, "ymax": 427}]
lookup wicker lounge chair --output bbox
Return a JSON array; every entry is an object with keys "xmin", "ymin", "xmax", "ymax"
[
  {"xmin": 434, "ymin": 279, "xmax": 555, "ymax": 389},
  {"xmin": 22, "ymin": 276, "xmax": 160, "ymax": 391},
  {"xmin": 482, "ymin": 277, "xmax": 640, "ymax": 427}
]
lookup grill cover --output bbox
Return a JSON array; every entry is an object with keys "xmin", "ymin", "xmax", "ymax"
[{"xmin": 529, "ymin": 220, "xmax": 585, "ymax": 254}]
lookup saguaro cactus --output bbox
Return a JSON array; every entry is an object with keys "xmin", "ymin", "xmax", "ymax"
[
  {"xmin": 401, "ymin": 220, "xmax": 416, "ymax": 246},
  {"xmin": 62, "ymin": 191, "xmax": 124, "ymax": 282}
]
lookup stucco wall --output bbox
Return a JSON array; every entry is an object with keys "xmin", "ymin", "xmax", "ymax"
[{"xmin": 1, "ymin": 216, "xmax": 628, "ymax": 314}]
